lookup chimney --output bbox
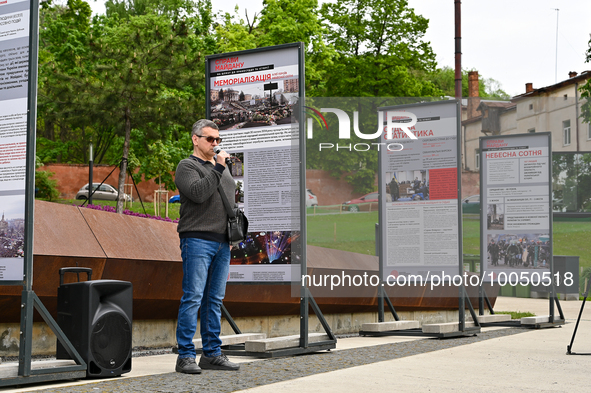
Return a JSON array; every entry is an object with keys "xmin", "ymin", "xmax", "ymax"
[
  {"xmin": 569, "ymin": 71, "xmax": 578, "ymax": 78},
  {"xmin": 525, "ymin": 83, "xmax": 533, "ymax": 93},
  {"xmin": 467, "ymin": 71, "xmax": 481, "ymax": 119}
]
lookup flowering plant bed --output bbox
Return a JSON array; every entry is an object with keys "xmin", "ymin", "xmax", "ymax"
[{"xmin": 81, "ymin": 203, "xmax": 179, "ymax": 223}]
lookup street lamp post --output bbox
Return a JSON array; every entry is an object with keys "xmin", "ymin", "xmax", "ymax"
[{"xmin": 89, "ymin": 143, "xmax": 93, "ymax": 205}]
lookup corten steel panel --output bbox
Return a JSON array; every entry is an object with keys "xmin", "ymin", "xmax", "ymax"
[
  {"xmin": 101, "ymin": 259, "xmax": 183, "ymax": 301},
  {"xmin": 133, "ymin": 299, "xmax": 182, "ymax": 320},
  {"xmin": 1, "ymin": 199, "xmax": 499, "ymax": 321},
  {"xmin": 0, "ymin": 256, "xmax": 106, "ymax": 322},
  {"xmin": 78, "ymin": 207, "xmax": 181, "ymax": 261},
  {"xmin": 33, "ymin": 201, "xmax": 106, "ymax": 258},
  {"xmin": 224, "ymin": 284, "xmax": 300, "ymax": 317}
]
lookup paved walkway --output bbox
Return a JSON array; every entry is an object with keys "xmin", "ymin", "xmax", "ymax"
[{"xmin": 2, "ymin": 297, "xmax": 591, "ymax": 392}]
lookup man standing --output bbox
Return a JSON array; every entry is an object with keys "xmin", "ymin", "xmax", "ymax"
[
  {"xmin": 389, "ymin": 176, "xmax": 399, "ymax": 201},
  {"xmin": 413, "ymin": 177, "xmax": 420, "ymax": 192},
  {"xmin": 488, "ymin": 239, "xmax": 499, "ymax": 266},
  {"xmin": 174, "ymin": 119, "xmax": 239, "ymax": 374}
]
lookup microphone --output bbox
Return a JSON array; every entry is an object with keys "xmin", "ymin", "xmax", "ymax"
[{"xmin": 213, "ymin": 146, "xmax": 232, "ymax": 167}]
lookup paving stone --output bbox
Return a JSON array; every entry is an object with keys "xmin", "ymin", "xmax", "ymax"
[
  {"xmin": 36, "ymin": 328, "xmax": 527, "ymax": 393},
  {"xmin": 361, "ymin": 321, "xmax": 419, "ymax": 332}
]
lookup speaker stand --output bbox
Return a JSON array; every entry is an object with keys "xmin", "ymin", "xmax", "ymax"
[{"xmin": 0, "ymin": 291, "xmax": 87, "ymax": 387}]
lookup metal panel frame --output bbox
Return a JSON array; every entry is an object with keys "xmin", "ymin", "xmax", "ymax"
[
  {"xmin": 478, "ymin": 132, "xmax": 564, "ymax": 327},
  {"xmin": 204, "ymin": 42, "xmax": 335, "ymax": 356},
  {"xmin": 373, "ymin": 100, "xmax": 476, "ymax": 337},
  {"xmin": 0, "ymin": 1, "xmax": 88, "ymax": 387}
]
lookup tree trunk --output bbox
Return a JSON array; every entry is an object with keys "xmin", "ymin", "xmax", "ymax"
[
  {"xmin": 116, "ymin": 107, "xmax": 131, "ymax": 214},
  {"xmin": 44, "ymin": 119, "xmax": 54, "ymax": 140}
]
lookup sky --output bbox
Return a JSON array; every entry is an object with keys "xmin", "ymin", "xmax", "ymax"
[
  {"xmin": 86, "ymin": 0, "xmax": 591, "ymax": 97},
  {"xmin": 1, "ymin": 195, "xmax": 25, "ymax": 220}
]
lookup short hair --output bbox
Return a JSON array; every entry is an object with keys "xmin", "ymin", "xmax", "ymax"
[{"xmin": 191, "ymin": 119, "xmax": 218, "ymax": 137}]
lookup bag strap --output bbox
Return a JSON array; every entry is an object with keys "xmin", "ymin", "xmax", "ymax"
[
  {"xmin": 188, "ymin": 155, "xmax": 236, "ymax": 218},
  {"xmin": 218, "ymin": 183, "xmax": 236, "ymax": 219}
]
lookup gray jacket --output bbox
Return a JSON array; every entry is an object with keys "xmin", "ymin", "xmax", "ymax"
[{"xmin": 175, "ymin": 155, "xmax": 235, "ymax": 240}]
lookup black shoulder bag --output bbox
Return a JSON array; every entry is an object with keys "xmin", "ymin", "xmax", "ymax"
[{"xmin": 218, "ymin": 184, "xmax": 248, "ymax": 246}]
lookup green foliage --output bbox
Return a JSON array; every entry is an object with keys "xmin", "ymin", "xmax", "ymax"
[
  {"xmin": 580, "ymin": 35, "xmax": 591, "ymax": 125},
  {"xmin": 105, "ymin": 0, "xmax": 200, "ymax": 19},
  {"xmin": 552, "ymin": 153, "xmax": 591, "ymax": 212},
  {"xmin": 35, "ymin": 156, "xmax": 60, "ymax": 201},
  {"xmin": 35, "ymin": 0, "xmax": 517, "ymax": 204},
  {"xmin": 35, "ymin": 170, "xmax": 60, "ymax": 201},
  {"xmin": 430, "ymin": 67, "xmax": 510, "ymax": 99},
  {"xmin": 37, "ymin": 0, "xmax": 216, "ymax": 212},
  {"xmin": 214, "ymin": 8, "xmax": 258, "ymax": 53},
  {"xmin": 138, "ymin": 140, "xmax": 176, "ymax": 190},
  {"xmin": 213, "ymin": 0, "xmax": 334, "ymax": 96},
  {"xmin": 320, "ymin": 0, "xmax": 438, "ymax": 97}
]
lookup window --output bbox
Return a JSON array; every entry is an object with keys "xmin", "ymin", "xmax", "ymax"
[
  {"xmin": 475, "ymin": 150, "xmax": 480, "ymax": 170},
  {"xmin": 552, "ymin": 152, "xmax": 591, "ymax": 214},
  {"xmin": 529, "ymin": 104, "xmax": 533, "ymax": 110},
  {"xmin": 528, "ymin": 128, "xmax": 535, "ymax": 133},
  {"xmin": 563, "ymin": 120, "xmax": 571, "ymax": 146},
  {"xmin": 564, "ymin": 94, "xmax": 568, "ymax": 100},
  {"xmin": 588, "ymin": 123, "xmax": 591, "ymax": 140}
]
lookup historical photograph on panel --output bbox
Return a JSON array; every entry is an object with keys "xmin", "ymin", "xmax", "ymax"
[
  {"xmin": 487, "ymin": 203, "xmax": 504, "ymax": 230},
  {"xmin": 385, "ymin": 170, "xmax": 430, "ymax": 202},
  {"xmin": 486, "ymin": 233, "xmax": 550, "ymax": 270},
  {"xmin": 230, "ymin": 231, "xmax": 299, "ymax": 265}
]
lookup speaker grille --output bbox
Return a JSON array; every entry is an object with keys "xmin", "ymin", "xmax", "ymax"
[{"xmin": 90, "ymin": 312, "xmax": 132, "ymax": 370}]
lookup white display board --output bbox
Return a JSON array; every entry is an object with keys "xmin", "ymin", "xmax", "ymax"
[
  {"xmin": 480, "ymin": 133, "xmax": 552, "ymax": 283},
  {"xmin": 379, "ymin": 100, "xmax": 462, "ymax": 289},
  {"xmin": 206, "ymin": 43, "xmax": 304, "ymax": 283},
  {"xmin": 0, "ymin": 0, "xmax": 29, "ymax": 282}
]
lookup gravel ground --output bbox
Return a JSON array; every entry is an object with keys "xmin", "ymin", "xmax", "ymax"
[{"xmin": 33, "ymin": 328, "xmax": 527, "ymax": 393}]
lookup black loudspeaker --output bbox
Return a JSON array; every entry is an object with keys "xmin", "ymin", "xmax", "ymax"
[{"xmin": 57, "ymin": 273, "xmax": 133, "ymax": 378}]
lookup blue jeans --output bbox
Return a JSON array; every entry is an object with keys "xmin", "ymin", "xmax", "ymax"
[{"xmin": 176, "ymin": 238, "xmax": 230, "ymax": 358}]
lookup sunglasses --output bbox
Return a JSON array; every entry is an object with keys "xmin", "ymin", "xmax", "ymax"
[{"xmin": 195, "ymin": 135, "xmax": 222, "ymax": 144}]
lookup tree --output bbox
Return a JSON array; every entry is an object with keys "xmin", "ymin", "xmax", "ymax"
[
  {"xmin": 35, "ymin": 157, "xmax": 60, "ymax": 201},
  {"xmin": 430, "ymin": 67, "xmax": 510, "ymax": 99},
  {"xmin": 304, "ymin": 0, "xmax": 440, "ymax": 193},
  {"xmin": 580, "ymin": 35, "xmax": 591, "ymax": 125},
  {"xmin": 213, "ymin": 0, "xmax": 335, "ymax": 97},
  {"xmin": 214, "ymin": 7, "xmax": 258, "ymax": 53},
  {"xmin": 84, "ymin": 11, "xmax": 213, "ymax": 212},
  {"xmin": 37, "ymin": 0, "xmax": 100, "ymax": 163},
  {"xmin": 131, "ymin": 131, "xmax": 191, "ymax": 191},
  {"xmin": 320, "ymin": 0, "xmax": 438, "ymax": 98}
]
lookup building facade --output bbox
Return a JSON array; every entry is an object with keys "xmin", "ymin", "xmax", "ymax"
[{"xmin": 462, "ymin": 71, "xmax": 591, "ymax": 173}]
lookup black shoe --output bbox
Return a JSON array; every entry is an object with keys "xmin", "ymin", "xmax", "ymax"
[
  {"xmin": 176, "ymin": 357, "xmax": 202, "ymax": 374},
  {"xmin": 199, "ymin": 353, "xmax": 240, "ymax": 371}
]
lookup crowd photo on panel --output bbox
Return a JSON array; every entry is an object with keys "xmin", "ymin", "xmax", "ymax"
[{"xmin": 486, "ymin": 234, "xmax": 551, "ymax": 269}]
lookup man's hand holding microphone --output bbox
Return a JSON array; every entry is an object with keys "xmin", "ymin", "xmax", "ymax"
[{"xmin": 213, "ymin": 146, "xmax": 232, "ymax": 167}]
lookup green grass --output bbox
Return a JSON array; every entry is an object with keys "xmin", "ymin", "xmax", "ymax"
[
  {"xmin": 49, "ymin": 198, "xmax": 590, "ymax": 269},
  {"xmin": 494, "ymin": 311, "xmax": 536, "ymax": 319},
  {"xmin": 60, "ymin": 199, "xmax": 181, "ymax": 220},
  {"xmin": 306, "ymin": 211, "xmax": 591, "ymax": 271},
  {"xmin": 462, "ymin": 217, "xmax": 480, "ymax": 255},
  {"xmin": 307, "ymin": 212, "xmax": 378, "ymax": 255}
]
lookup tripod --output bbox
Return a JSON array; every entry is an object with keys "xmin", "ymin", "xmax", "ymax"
[
  {"xmin": 81, "ymin": 157, "xmax": 147, "ymax": 215},
  {"xmin": 567, "ymin": 278, "xmax": 590, "ymax": 355}
]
